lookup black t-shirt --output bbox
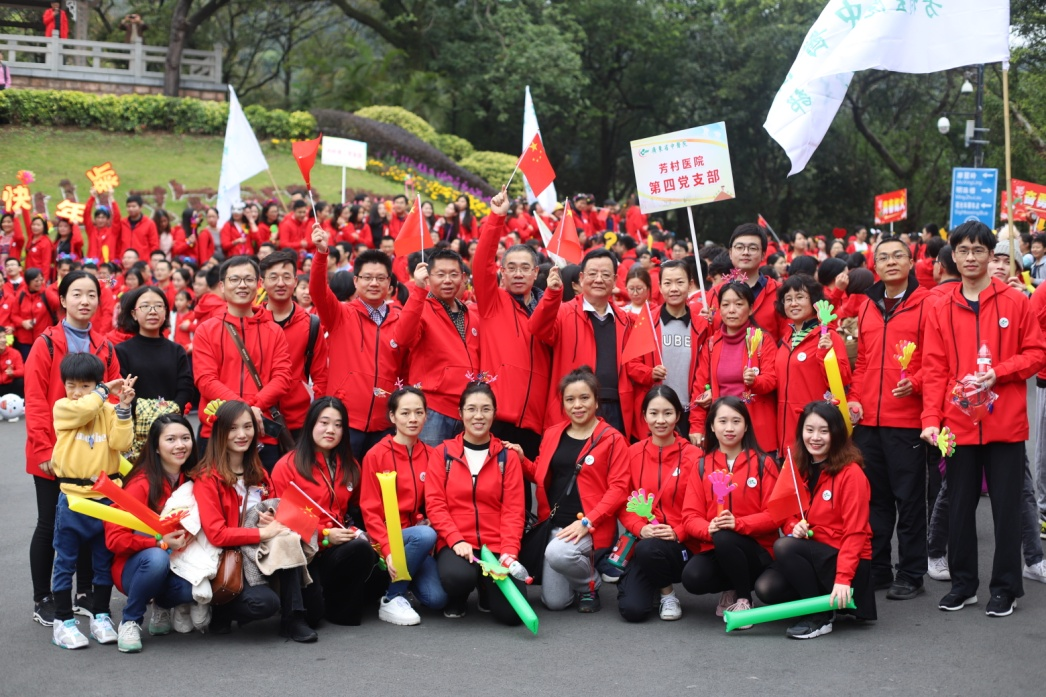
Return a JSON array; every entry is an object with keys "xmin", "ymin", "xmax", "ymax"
[{"xmin": 547, "ymin": 432, "xmax": 586, "ymax": 528}]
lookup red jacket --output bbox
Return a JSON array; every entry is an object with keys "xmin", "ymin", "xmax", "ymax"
[
  {"xmin": 921, "ymin": 277, "xmax": 1046, "ymax": 444},
  {"xmin": 54, "ymin": 227, "xmax": 84, "ymax": 262},
  {"xmin": 529, "ymin": 287, "xmax": 639, "ymax": 438},
  {"xmin": 171, "ymin": 310, "xmax": 195, "ymax": 353},
  {"xmin": 193, "ymin": 469, "xmax": 272, "ymax": 548},
  {"xmin": 191, "ymin": 311, "xmax": 293, "ymax": 439},
  {"xmin": 43, "ymin": 8, "xmax": 68, "ymax": 37},
  {"xmin": 782, "ymin": 462, "xmax": 872, "ymax": 585},
  {"xmin": 394, "ymin": 283, "xmax": 480, "ymax": 419},
  {"xmin": 522, "ymin": 419, "xmax": 630, "ymax": 549},
  {"xmin": 337, "ymin": 222, "xmax": 373, "ymax": 249},
  {"xmin": 1031, "ymin": 282, "xmax": 1046, "ymax": 382},
  {"xmin": 0, "ymin": 344, "xmax": 24, "ymax": 384},
  {"xmin": 425, "ymin": 435, "xmax": 525, "ymax": 557},
  {"xmin": 84, "ymin": 197, "xmax": 122, "ymax": 263},
  {"xmin": 192, "ymin": 292, "xmax": 226, "ymax": 325},
  {"xmin": 278, "ymin": 215, "xmax": 314, "ymax": 252},
  {"xmin": 625, "ymin": 207, "xmax": 648, "ymax": 237},
  {"xmin": 259, "ymin": 303, "xmax": 329, "ymax": 430},
  {"xmin": 24, "ymin": 234, "xmax": 54, "ymax": 280},
  {"xmin": 681, "ymin": 449, "xmax": 780, "ymax": 555},
  {"xmin": 119, "ymin": 215, "xmax": 158, "ymax": 258},
  {"xmin": 849, "ymin": 278, "xmax": 930, "ymax": 428},
  {"xmin": 776, "ymin": 323, "xmax": 852, "ymax": 455},
  {"xmin": 271, "ymin": 452, "xmax": 355, "ymax": 526},
  {"xmin": 359, "ymin": 435, "xmax": 433, "ymax": 557},
  {"xmin": 43, "ymin": 282, "xmax": 65, "ymax": 326},
  {"xmin": 619, "ymin": 436, "xmax": 700, "ymax": 544},
  {"xmin": 171, "ymin": 225, "xmax": 215, "ymax": 267},
  {"xmin": 709, "ymin": 276, "xmax": 784, "ymax": 344},
  {"xmin": 310, "ymin": 251, "xmax": 405, "ymax": 432},
  {"xmin": 690, "ymin": 323, "xmax": 778, "ymax": 453},
  {"xmin": 24, "ymin": 324, "xmax": 120, "ymax": 476},
  {"xmin": 0, "ymin": 212, "xmax": 27, "ymax": 266},
  {"xmin": 220, "ymin": 221, "xmax": 254, "ymax": 258},
  {"xmin": 13, "ymin": 287, "xmax": 54, "ymax": 345},
  {"xmin": 473, "ymin": 214, "xmax": 551, "ymax": 433}
]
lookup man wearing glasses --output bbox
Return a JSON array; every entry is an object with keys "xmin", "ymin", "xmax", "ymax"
[{"xmin": 712, "ymin": 223, "xmax": 784, "ymax": 343}]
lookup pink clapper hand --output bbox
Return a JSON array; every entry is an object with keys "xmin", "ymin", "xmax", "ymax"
[
  {"xmin": 626, "ymin": 488, "xmax": 659, "ymax": 525},
  {"xmin": 709, "ymin": 470, "xmax": 737, "ymax": 515}
]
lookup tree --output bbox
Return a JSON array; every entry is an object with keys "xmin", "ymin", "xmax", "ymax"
[{"xmin": 163, "ymin": 0, "xmax": 232, "ymax": 96}]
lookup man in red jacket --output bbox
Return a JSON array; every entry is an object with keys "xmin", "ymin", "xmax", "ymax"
[
  {"xmin": 192, "ymin": 266, "xmax": 226, "ymax": 325},
  {"xmin": 192, "ymin": 255, "xmax": 293, "ymax": 471},
  {"xmin": 118, "ymin": 196, "xmax": 157, "ymax": 260},
  {"xmin": 386, "ymin": 196, "xmax": 408, "ymax": 238},
  {"xmin": 260, "ymin": 249, "xmax": 329, "ymax": 439},
  {"xmin": 847, "ymin": 237, "xmax": 931, "ymax": 600},
  {"xmin": 710, "ymin": 223, "xmax": 783, "ymax": 343},
  {"xmin": 43, "ymin": 1, "xmax": 68, "ymax": 38},
  {"xmin": 920, "ymin": 222, "xmax": 1046, "ymax": 617},
  {"xmin": 278, "ymin": 200, "xmax": 314, "ymax": 252}
]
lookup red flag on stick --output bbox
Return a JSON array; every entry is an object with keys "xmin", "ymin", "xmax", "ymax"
[
  {"xmin": 275, "ymin": 482, "xmax": 321, "ymax": 539},
  {"xmin": 621, "ymin": 302, "xmax": 661, "ymax": 364},
  {"xmin": 394, "ymin": 195, "xmax": 429, "ymax": 257},
  {"xmin": 757, "ymin": 214, "xmax": 770, "ymax": 229},
  {"xmin": 292, "ymin": 134, "xmax": 322, "ymax": 189},
  {"xmin": 518, "ymin": 133, "xmax": 556, "ymax": 196},
  {"xmin": 547, "ymin": 206, "xmax": 583, "ymax": 265},
  {"xmin": 766, "ymin": 448, "xmax": 808, "ymax": 524}
]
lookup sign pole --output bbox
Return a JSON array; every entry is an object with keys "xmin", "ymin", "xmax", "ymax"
[
  {"xmin": 1003, "ymin": 66, "xmax": 1016, "ymax": 278},
  {"xmin": 685, "ymin": 206, "xmax": 708, "ymax": 311},
  {"xmin": 341, "ymin": 167, "xmax": 346, "ymax": 205}
]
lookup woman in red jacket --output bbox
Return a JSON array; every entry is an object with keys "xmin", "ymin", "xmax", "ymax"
[
  {"xmin": 359, "ymin": 387, "xmax": 448, "ymax": 626},
  {"xmin": 105, "ymin": 414, "xmax": 196, "ymax": 652},
  {"xmin": 220, "ymin": 204, "xmax": 254, "ymax": 258},
  {"xmin": 190, "ymin": 400, "xmax": 316, "ymax": 642},
  {"xmin": 0, "ymin": 211, "xmax": 27, "ymax": 266},
  {"xmin": 272, "ymin": 397, "xmax": 384, "ymax": 627},
  {"xmin": 680, "ymin": 396, "xmax": 780, "ymax": 626},
  {"xmin": 13, "ymin": 269, "xmax": 51, "ymax": 358},
  {"xmin": 25, "ymin": 215, "xmax": 54, "ymax": 281},
  {"xmin": 755, "ymin": 401, "xmax": 875, "ymax": 639},
  {"xmin": 690, "ymin": 281, "xmax": 778, "ymax": 454},
  {"xmin": 616, "ymin": 385, "xmax": 701, "ymax": 623},
  {"xmin": 53, "ymin": 217, "xmax": 84, "ymax": 262},
  {"xmin": 426, "ymin": 382, "xmax": 528, "ymax": 624},
  {"xmin": 522, "ymin": 366, "xmax": 630, "ymax": 613}
]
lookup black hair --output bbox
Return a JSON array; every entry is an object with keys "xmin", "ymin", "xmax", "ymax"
[
  {"xmin": 659, "ymin": 259, "xmax": 693, "ymax": 284},
  {"xmin": 794, "ymin": 401, "xmax": 864, "ymax": 477},
  {"xmin": 258, "ymin": 248, "xmax": 297, "ymax": 276},
  {"xmin": 949, "ymin": 221, "xmax": 996, "ymax": 250},
  {"xmin": 219, "ymin": 255, "xmax": 259, "ymax": 281},
  {"xmin": 580, "ymin": 247, "xmax": 618, "ymax": 273},
  {"xmin": 504, "ymin": 243, "xmax": 540, "ymax": 266},
  {"xmin": 123, "ymin": 268, "xmax": 146, "ymax": 288},
  {"xmin": 923, "ymin": 223, "xmax": 940, "ymax": 237},
  {"xmin": 119, "ymin": 285, "xmax": 170, "ymax": 334},
  {"xmin": 641, "ymin": 384, "xmax": 684, "ymax": 418},
  {"xmin": 126, "ymin": 194, "xmax": 144, "ymax": 207},
  {"xmin": 355, "ymin": 249, "xmax": 393, "ymax": 277},
  {"xmin": 58, "ymin": 269, "xmax": 100, "ymax": 299},
  {"xmin": 708, "ymin": 251, "xmax": 733, "ymax": 278},
  {"xmin": 788, "ymin": 255, "xmax": 818, "ymax": 277},
  {"xmin": 25, "ymin": 268, "xmax": 43, "ymax": 285},
  {"xmin": 616, "ymin": 234, "xmax": 637, "ymax": 251},
  {"xmin": 560, "ymin": 264, "xmax": 581, "ymax": 302},
  {"xmin": 458, "ymin": 381, "xmax": 497, "ymax": 413},
  {"xmin": 60, "ymin": 352, "xmax": 104, "ymax": 383},
  {"xmin": 387, "ymin": 385, "xmax": 426, "ymax": 415},
  {"xmin": 294, "ymin": 396, "xmax": 358, "ymax": 492},
  {"xmin": 330, "ymin": 271, "xmax": 355, "ymax": 301},
  {"xmin": 292, "ymin": 199, "xmax": 309, "ymax": 211},
  {"xmin": 559, "ymin": 364, "xmax": 600, "ymax": 398},
  {"xmin": 729, "ymin": 223, "xmax": 768, "ymax": 253},
  {"xmin": 816, "ymin": 257, "xmax": 848, "ymax": 286},
  {"xmin": 205, "ymin": 265, "xmax": 221, "ymax": 289},
  {"xmin": 55, "ymin": 257, "xmax": 79, "ymax": 271},
  {"xmin": 429, "ymin": 248, "xmax": 465, "ymax": 272},
  {"xmin": 719, "ymin": 280, "xmax": 755, "ymax": 307},
  {"xmin": 925, "ymin": 236, "xmax": 946, "ymax": 260},
  {"xmin": 126, "ymin": 414, "xmax": 199, "ymax": 512},
  {"xmin": 624, "ymin": 265, "xmax": 651, "ymax": 290},
  {"xmin": 873, "ymin": 235, "xmax": 912, "ymax": 257},
  {"xmin": 703, "ymin": 396, "xmax": 763, "ymax": 455},
  {"xmin": 775, "ymin": 274, "xmax": 824, "ymax": 318}
]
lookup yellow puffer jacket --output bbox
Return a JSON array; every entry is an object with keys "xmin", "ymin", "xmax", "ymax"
[{"xmin": 51, "ymin": 392, "xmax": 133, "ymax": 496}]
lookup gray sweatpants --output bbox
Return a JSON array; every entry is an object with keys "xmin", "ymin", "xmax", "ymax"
[
  {"xmin": 541, "ymin": 528, "xmax": 597, "ymax": 610},
  {"xmin": 1033, "ymin": 385, "xmax": 1046, "ymax": 516}
]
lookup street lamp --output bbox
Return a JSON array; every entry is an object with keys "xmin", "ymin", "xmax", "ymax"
[{"xmin": 938, "ymin": 66, "xmax": 989, "ymax": 167}]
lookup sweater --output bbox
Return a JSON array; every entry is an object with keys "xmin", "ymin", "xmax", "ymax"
[
  {"xmin": 51, "ymin": 392, "xmax": 133, "ymax": 496},
  {"xmin": 115, "ymin": 334, "xmax": 194, "ymax": 409}
]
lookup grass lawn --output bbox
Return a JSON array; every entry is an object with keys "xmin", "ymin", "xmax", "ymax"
[{"xmin": 0, "ymin": 126, "xmax": 404, "ymax": 214}]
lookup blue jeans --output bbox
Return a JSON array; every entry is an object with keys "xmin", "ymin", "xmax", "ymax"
[
  {"xmin": 386, "ymin": 525, "xmax": 446, "ymax": 609},
  {"xmin": 418, "ymin": 409, "xmax": 462, "ymax": 448},
  {"xmin": 120, "ymin": 547, "xmax": 194, "ymax": 625},
  {"xmin": 348, "ymin": 427, "xmax": 392, "ymax": 462},
  {"xmin": 52, "ymin": 493, "xmax": 113, "ymax": 593}
]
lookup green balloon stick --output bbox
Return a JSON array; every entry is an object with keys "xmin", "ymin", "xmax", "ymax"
[
  {"xmin": 723, "ymin": 593, "xmax": 856, "ymax": 632},
  {"xmin": 480, "ymin": 545, "xmax": 539, "ymax": 635}
]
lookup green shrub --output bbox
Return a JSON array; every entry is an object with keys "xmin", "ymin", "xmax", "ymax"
[
  {"xmin": 459, "ymin": 151, "xmax": 523, "ymax": 196},
  {"xmin": 433, "ymin": 133, "xmax": 475, "ymax": 161},
  {"xmin": 355, "ymin": 105, "xmax": 438, "ymax": 145}
]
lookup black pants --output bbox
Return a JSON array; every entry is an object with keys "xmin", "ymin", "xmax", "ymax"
[
  {"xmin": 757, "ymin": 536, "xmax": 877, "ymax": 620},
  {"xmin": 681, "ymin": 531, "xmax": 772, "ymax": 601},
  {"xmin": 617, "ymin": 538, "xmax": 689, "ymax": 622},
  {"xmin": 212, "ymin": 567, "xmax": 305, "ymax": 626},
  {"xmin": 31, "ymin": 476, "xmax": 92, "ymax": 602},
  {"xmin": 946, "ymin": 442, "xmax": 1025, "ymax": 599},
  {"xmin": 598, "ymin": 400, "xmax": 626, "ymax": 436},
  {"xmin": 436, "ymin": 548, "xmax": 526, "ymax": 626},
  {"xmin": 854, "ymin": 425, "xmax": 927, "ymax": 585},
  {"xmin": 302, "ymin": 537, "xmax": 385, "ymax": 626},
  {"xmin": 2, "ymin": 376, "xmax": 24, "ymax": 398}
]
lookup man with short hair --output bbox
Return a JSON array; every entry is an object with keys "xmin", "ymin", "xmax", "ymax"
[
  {"xmin": 84, "ymin": 192, "xmax": 121, "ymax": 262},
  {"xmin": 118, "ymin": 196, "xmax": 157, "ymax": 259},
  {"xmin": 278, "ymin": 200, "xmax": 314, "ymax": 252},
  {"xmin": 1028, "ymin": 234, "xmax": 1045, "ymax": 286},
  {"xmin": 387, "ymin": 195, "xmax": 408, "ymax": 238},
  {"xmin": 192, "ymin": 265, "xmax": 226, "ymax": 325},
  {"xmin": 710, "ymin": 223, "xmax": 783, "ymax": 342}
]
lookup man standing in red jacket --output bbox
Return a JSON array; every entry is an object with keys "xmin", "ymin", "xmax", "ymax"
[
  {"xmin": 278, "ymin": 200, "xmax": 314, "ymax": 253},
  {"xmin": 192, "ymin": 255, "xmax": 293, "ymax": 471},
  {"xmin": 119, "ymin": 195, "xmax": 157, "ymax": 260},
  {"xmin": 848, "ymin": 237, "xmax": 931, "ymax": 600},
  {"xmin": 710, "ymin": 224, "xmax": 783, "ymax": 343},
  {"xmin": 920, "ymin": 222, "xmax": 1046, "ymax": 618},
  {"xmin": 43, "ymin": 1, "xmax": 68, "ymax": 37}
]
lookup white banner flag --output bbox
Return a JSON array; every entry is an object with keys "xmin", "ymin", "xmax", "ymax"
[
  {"xmin": 765, "ymin": 0, "xmax": 1010, "ymax": 175},
  {"xmin": 217, "ymin": 85, "xmax": 270, "ymax": 224},
  {"xmin": 523, "ymin": 86, "xmax": 558, "ymax": 214}
]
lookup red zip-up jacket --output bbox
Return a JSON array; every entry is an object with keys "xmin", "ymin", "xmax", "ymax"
[
  {"xmin": 310, "ymin": 250, "xmax": 405, "ymax": 432},
  {"xmin": 193, "ymin": 469, "xmax": 273, "ymax": 548},
  {"xmin": 359, "ymin": 435, "xmax": 433, "ymax": 558},
  {"xmin": 104, "ymin": 472, "xmax": 186, "ymax": 593},
  {"xmin": 681, "ymin": 449, "xmax": 780, "ymax": 556},
  {"xmin": 24, "ymin": 325, "xmax": 120, "ymax": 476},
  {"xmin": 920, "ymin": 277, "xmax": 1046, "ymax": 444},
  {"xmin": 848, "ymin": 278, "xmax": 930, "ymax": 428},
  {"xmin": 171, "ymin": 310, "xmax": 194, "ymax": 353},
  {"xmin": 394, "ymin": 283, "xmax": 480, "ymax": 419},
  {"xmin": 53, "ymin": 227, "xmax": 84, "ymax": 261},
  {"xmin": 473, "ymin": 213, "xmax": 551, "ymax": 433},
  {"xmin": 1031, "ymin": 282, "xmax": 1046, "ymax": 383},
  {"xmin": 521, "ymin": 418, "xmax": 630, "ymax": 549},
  {"xmin": 43, "ymin": 282, "xmax": 65, "ymax": 325},
  {"xmin": 24, "ymin": 234, "xmax": 54, "ymax": 281},
  {"xmin": 171, "ymin": 225, "xmax": 215, "ymax": 267},
  {"xmin": 1, "ymin": 213, "xmax": 26, "ymax": 266},
  {"xmin": 782, "ymin": 462, "xmax": 872, "ymax": 585},
  {"xmin": 258, "ymin": 303, "xmax": 329, "ymax": 431},
  {"xmin": 776, "ymin": 323, "xmax": 852, "ymax": 454},
  {"xmin": 13, "ymin": 287, "xmax": 53, "ymax": 345},
  {"xmin": 119, "ymin": 215, "xmax": 158, "ymax": 258},
  {"xmin": 529, "ymin": 287, "xmax": 639, "ymax": 439},
  {"xmin": 0, "ymin": 344, "xmax": 24, "ymax": 383},
  {"xmin": 709, "ymin": 276, "xmax": 785, "ymax": 344},
  {"xmin": 84, "ymin": 197, "xmax": 122, "ymax": 262},
  {"xmin": 191, "ymin": 311, "xmax": 293, "ymax": 439},
  {"xmin": 192, "ymin": 291, "xmax": 226, "ymax": 326},
  {"xmin": 43, "ymin": 8, "xmax": 68, "ymax": 37},
  {"xmin": 278, "ymin": 215, "xmax": 314, "ymax": 252},
  {"xmin": 689, "ymin": 323, "xmax": 778, "ymax": 453},
  {"xmin": 271, "ymin": 452, "xmax": 355, "ymax": 526},
  {"xmin": 220, "ymin": 221, "xmax": 254, "ymax": 257},
  {"xmin": 425, "ymin": 435, "xmax": 525, "ymax": 557},
  {"xmin": 619, "ymin": 436, "xmax": 700, "ymax": 543}
]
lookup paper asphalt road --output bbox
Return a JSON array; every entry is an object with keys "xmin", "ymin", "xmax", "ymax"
[{"xmin": 0, "ymin": 418, "xmax": 1044, "ymax": 697}]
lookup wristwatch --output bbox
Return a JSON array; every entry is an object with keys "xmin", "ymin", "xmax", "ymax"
[{"xmin": 94, "ymin": 383, "xmax": 111, "ymax": 399}]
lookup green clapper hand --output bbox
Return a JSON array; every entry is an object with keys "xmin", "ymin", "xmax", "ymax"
[
  {"xmin": 626, "ymin": 488, "xmax": 659, "ymax": 525},
  {"xmin": 814, "ymin": 300, "xmax": 837, "ymax": 336}
]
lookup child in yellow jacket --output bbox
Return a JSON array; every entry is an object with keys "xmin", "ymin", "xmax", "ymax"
[{"xmin": 50, "ymin": 352, "xmax": 136, "ymax": 650}]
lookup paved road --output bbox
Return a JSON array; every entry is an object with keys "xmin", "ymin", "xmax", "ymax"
[{"xmin": 1, "ymin": 418, "xmax": 1044, "ymax": 697}]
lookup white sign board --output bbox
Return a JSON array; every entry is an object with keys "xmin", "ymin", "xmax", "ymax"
[
  {"xmin": 321, "ymin": 136, "xmax": 368, "ymax": 170},
  {"xmin": 630, "ymin": 122, "xmax": 735, "ymax": 214}
]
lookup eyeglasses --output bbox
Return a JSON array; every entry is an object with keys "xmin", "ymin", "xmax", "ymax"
[
  {"xmin": 135, "ymin": 304, "xmax": 165, "ymax": 314},
  {"xmin": 583, "ymin": 271, "xmax": 614, "ymax": 281},
  {"xmin": 503, "ymin": 264, "xmax": 534, "ymax": 274},
  {"xmin": 357, "ymin": 275, "xmax": 389, "ymax": 284},
  {"xmin": 462, "ymin": 405, "xmax": 494, "ymax": 416},
  {"xmin": 627, "ymin": 286, "xmax": 647, "ymax": 294},
  {"xmin": 431, "ymin": 272, "xmax": 462, "ymax": 281},
  {"xmin": 224, "ymin": 276, "xmax": 257, "ymax": 286},
  {"xmin": 731, "ymin": 243, "xmax": 762, "ymax": 254},
  {"xmin": 953, "ymin": 247, "xmax": 990, "ymax": 259},
  {"xmin": 874, "ymin": 251, "xmax": 911, "ymax": 263},
  {"xmin": 264, "ymin": 273, "xmax": 295, "ymax": 284}
]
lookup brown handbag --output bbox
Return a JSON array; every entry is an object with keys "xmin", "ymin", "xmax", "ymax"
[
  {"xmin": 223, "ymin": 321, "xmax": 296, "ymax": 453},
  {"xmin": 210, "ymin": 483, "xmax": 250, "ymax": 606}
]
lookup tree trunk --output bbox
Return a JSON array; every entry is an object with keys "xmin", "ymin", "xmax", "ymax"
[{"xmin": 164, "ymin": 0, "xmax": 193, "ymax": 97}]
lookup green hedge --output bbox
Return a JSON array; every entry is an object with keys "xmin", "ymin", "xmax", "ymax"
[
  {"xmin": 459, "ymin": 151, "xmax": 523, "ymax": 197},
  {"xmin": 0, "ymin": 89, "xmax": 317, "ymax": 139},
  {"xmin": 433, "ymin": 132, "xmax": 475, "ymax": 162},
  {"xmin": 355, "ymin": 105, "xmax": 439, "ymax": 146}
]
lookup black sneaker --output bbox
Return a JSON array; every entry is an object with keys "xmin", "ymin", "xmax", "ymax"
[
  {"xmin": 872, "ymin": 574, "xmax": 894, "ymax": 591},
  {"xmin": 73, "ymin": 591, "xmax": 94, "ymax": 618},
  {"xmin": 938, "ymin": 591, "xmax": 978, "ymax": 611},
  {"xmin": 279, "ymin": 612, "xmax": 318, "ymax": 643},
  {"xmin": 209, "ymin": 613, "xmax": 233, "ymax": 635},
  {"xmin": 786, "ymin": 614, "xmax": 833, "ymax": 639},
  {"xmin": 443, "ymin": 596, "xmax": 468, "ymax": 619},
  {"xmin": 578, "ymin": 590, "xmax": 602, "ymax": 613},
  {"xmin": 33, "ymin": 596, "xmax": 55, "ymax": 627},
  {"xmin": 985, "ymin": 593, "xmax": 1015, "ymax": 617},
  {"xmin": 886, "ymin": 579, "xmax": 925, "ymax": 601}
]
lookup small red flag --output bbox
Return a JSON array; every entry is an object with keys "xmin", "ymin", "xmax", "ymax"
[
  {"xmin": 292, "ymin": 134, "xmax": 322, "ymax": 189},
  {"xmin": 275, "ymin": 483, "xmax": 321, "ymax": 540},
  {"xmin": 766, "ymin": 451, "xmax": 808, "ymax": 524},
  {"xmin": 621, "ymin": 303, "xmax": 660, "ymax": 364},
  {"xmin": 547, "ymin": 206, "xmax": 583, "ymax": 265},
  {"xmin": 394, "ymin": 195, "xmax": 429, "ymax": 257},
  {"xmin": 518, "ymin": 133, "xmax": 556, "ymax": 195},
  {"xmin": 757, "ymin": 214, "xmax": 770, "ymax": 229}
]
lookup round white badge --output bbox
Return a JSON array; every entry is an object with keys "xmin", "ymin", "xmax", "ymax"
[
  {"xmin": 471, "ymin": 327, "xmax": 478, "ymax": 337},
  {"xmin": 752, "ymin": 367, "xmax": 760, "ymax": 375},
  {"xmin": 746, "ymin": 477, "xmax": 758, "ymax": 488},
  {"xmin": 419, "ymin": 472, "xmax": 426, "ymax": 482},
  {"xmin": 999, "ymin": 318, "xmax": 1009, "ymax": 328},
  {"xmin": 797, "ymin": 352, "xmax": 808, "ymax": 362},
  {"xmin": 584, "ymin": 455, "xmax": 595, "ymax": 465},
  {"xmin": 822, "ymin": 490, "xmax": 832, "ymax": 501},
  {"xmin": 390, "ymin": 339, "xmax": 398, "ymax": 348}
]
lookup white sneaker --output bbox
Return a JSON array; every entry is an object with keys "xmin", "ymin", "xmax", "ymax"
[
  {"xmin": 725, "ymin": 598, "xmax": 754, "ymax": 630},
  {"xmin": 117, "ymin": 621, "xmax": 142, "ymax": 653},
  {"xmin": 8, "ymin": 417, "xmax": 19, "ymax": 422},
  {"xmin": 927, "ymin": 557, "xmax": 951, "ymax": 581},
  {"xmin": 659, "ymin": 594, "xmax": 682, "ymax": 621},
  {"xmin": 1023, "ymin": 560, "xmax": 1046, "ymax": 584},
  {"xmin": 715, "ymin": 590, "xmax": 737, "ymax": 617},
  {"xmin": 52, "ymin": 619, "xmax": 89, "ymax": 649},
  {"xmin": 378, "ymin": 595, "xmax": 421, "ymax": 626},
  {"xmin": 172, "ymin": 604, "xmax": 193, "ymax": 634},
  {"xmin": 148, "ymin": 603, "xmax": 172, "ymax": 636},
  {"xmin": 190, "ymin": 603, "xmax": 211, "ymax": 632},
  {"xmin": 90, "ymin": 613, "xmax": 118, "ymax": 644}
]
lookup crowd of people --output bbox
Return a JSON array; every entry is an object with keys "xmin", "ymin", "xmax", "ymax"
[{"xmin": 16, "ymin": 182, "xmax": 1046, "ymax": 654}]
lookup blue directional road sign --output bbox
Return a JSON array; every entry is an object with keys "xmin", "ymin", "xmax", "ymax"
[{"xmin": 950, "ymin": 167, "xmax": 998, "ymax": 231}]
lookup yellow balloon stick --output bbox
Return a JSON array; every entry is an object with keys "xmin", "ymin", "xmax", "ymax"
[
  {"xmin": 375, "ymin": 471, "xmax": 412, "ymax": 582},
  {"xmin": 67, "ymin": 493, "xmax": 160, "ymax": 537},
  {"xmin": 824, "ymin": 348, "xmax": 853, "ymax": 434}
]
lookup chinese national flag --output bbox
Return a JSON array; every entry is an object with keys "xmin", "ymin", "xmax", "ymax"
[
  {"xmin": 292, "ymin": 134, "xmax": 322, "ymax": 189},
  {"xmin": 757, "ymin": 214, "xmax": 770, "ymax": 229},
  {"xmin": 394, "ymin": 195, "xmax": 429, "ymax": 257},
  {"xmin": 766, "ymin": 451, "xmax": 808, "ymax": 524},
  {"xmin": 275, "ymin": 483, "xmax": 320, "ymax": 540},
  {"xmin": 518, "ymin": 133, "xmax": 556, "ymax": 196},
  {"xmin": 621, "ymin": 304, "xmax": 660, "ymax": 364},
  {"xmin": 547, "ymin": 206, "xmax": 583, "ymax": 265}
]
